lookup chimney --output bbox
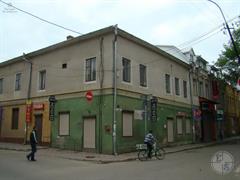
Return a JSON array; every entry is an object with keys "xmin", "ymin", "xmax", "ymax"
[{"xmin": 66, "ymin": 35, "xmax": 74, "ymax": 40}]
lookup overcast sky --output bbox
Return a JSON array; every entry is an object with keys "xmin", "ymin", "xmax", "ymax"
[{"xmin": 0, "ymin": 0, "xmax": 240, "ymax": 64}]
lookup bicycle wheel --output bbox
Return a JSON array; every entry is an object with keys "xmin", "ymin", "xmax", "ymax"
[
  {"xmin": 138, "ymin": 150, "xmax": 148, "ymax": 161},
  {"xmin": 155, "ymin": 148, "xmax": 165, "ymax": 160}
]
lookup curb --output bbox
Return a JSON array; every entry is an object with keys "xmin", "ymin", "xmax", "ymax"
[{"xmin": 0, "ymin": 138, "xmax": 239, "ymax": 163}]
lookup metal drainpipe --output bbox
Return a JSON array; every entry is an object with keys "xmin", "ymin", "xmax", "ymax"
[
  {"xmin": 22, "ymin": 53, "xmax": 33, "ymax": 144},
  {"xmin": 188, "ymin": 65, "xmax": 195, "ymax": 143},
  {"xmin": 113, "ymin": 25, "xmax": 118, "ymax": 155}
]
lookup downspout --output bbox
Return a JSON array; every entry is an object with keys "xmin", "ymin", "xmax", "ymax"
[
  {"xmin": 112, "ymin": 25, "xmax": 118, "ymax": 155},
  {"xmin": 22, "ymin": 53, "xmax": 32, "ymax": 144},
  {"xmin": 188, "ymin": 65, "xmax": 195, "ymax": 143}
]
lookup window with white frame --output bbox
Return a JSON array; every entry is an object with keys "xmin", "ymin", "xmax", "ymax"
[
  {"xmin": 59, "ymin": 112, "xmax": 70, "ymax": 136},
  {"xmin": 85, "ymin": 57, "xmax": 96, "ymax": 82},
  {"xmin": 122, "ymin": 111, "xmax": 133, "ymax": 136},
  {"xmin": 175, "ymin": 77, "xmax": 180, "ymax": 96},
  {"xmin": 183, "ymin": 80, "xmax": 187, "ymax": 98},
  {"xmin": 193, "ymin": 79, "xmax": 198, "ymax": 96},
  {"xmin": 122, "ymin": 58, "xmax": 131, "ymax": 83},
  {"xmin": 39, "ymin": 70, "xmax": 46, "ymax": 90},
  {"xmin": 177, "ymin": 117, "xmax": 183, "ymax": 134},
  {"xmin": 165, "ymin": 74, "xmax": 171, "ymax": 94},
  {"xmin": 185, "ymin": 118, "xmax": 191, "ymax": 134},
  {"xmin": 15, "ymin": 73, "xmax": 21, "ymax": 91},
  {"xmin": 0, "ymin": 78, "xmax": 3, "ymax": 94},
  {"xmin": 139, "ymin": 64, "xmax": 147, "ymax": 87}
]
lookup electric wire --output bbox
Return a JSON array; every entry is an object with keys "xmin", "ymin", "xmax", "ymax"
[{"xmin": 0, "ymin": 0, "xmax": 82, "ymax": 35}]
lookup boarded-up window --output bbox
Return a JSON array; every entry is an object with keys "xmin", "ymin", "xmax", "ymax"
[
  {"xmin": 177, "ymin": 117, "xmax": 183, "ymax": 134},
  {"xmin": 122, "ymin": 112, "xmax": 133, "ymax": 136},
  {"xmin": 11, "ymin": 108, "xmax": 19, "ymax": 130},
  {"xmin": 59, "ymin": 113, "xmax": 70, "ymax": 136},
  {"xmin": 186, "ymin": 118, "xmax": 191, "ymax": 134}
]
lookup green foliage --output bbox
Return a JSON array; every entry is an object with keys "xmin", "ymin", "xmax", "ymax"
[{"xmin": 215, "ymin": 27, "xmax": 240, "ymax": 86}]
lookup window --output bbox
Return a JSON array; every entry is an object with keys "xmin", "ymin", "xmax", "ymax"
[
  {"xmin": 62, "ymin": 63, "xmax": 67, "ymax": 69},
  {"xmin": 11, "ymin": 108, "xmax": 19, "ymax": 130},
  {"xmin": 193, "ymin": 79, "xmax": 198, "ymax": 96},
  {"xmin": 165, "ymin": 74, "xmax": 171, "ymax": 94},
  {"xmin": 205, "ymin": 83, "xmax": 209, "ymax": 98},
  {"xmin": 39, "ymin": 70, "xmax": 46, "ymax": 90},
  {"xmin": 185, "ymin": 118, "xmax": 191, "ymax": 134},
  {"xmin": 177, "ymin": 117, "xmax": 183, "ymax": 134},
  {"xmin": 59, "ymin": 112, "xmax": 70, "ymax": 136},
  {"xmin": 139, "ymin": 64, "xmax": 147, "ymax": 87},
  {"xmin": 122, "ymin": 111, "xmax": 133, "ymax": 136},
  {"xmin": 0, "ymin": 78, "xmax": 3, "ymax": 94},
  {"xmin": 15, "ymin": 73, "xmax": 21, "ymax": 91},
  {"xmin": 122, "ymin": 58, "xmax": 131, "ymax": 83},
  {"xmin": 85, "ymin": 57, "xmax": 96, "ymax": 82},
  {"xmin": 199, "ymin": 81, "xmax": 204, "ymax": 97},
  {"xmin": 183, "ymin": 80, "xmax": 187, "ymax": 98},
  {"xmin": 175, "ymin": 78, "xmax": 180, "ymax": 96}
]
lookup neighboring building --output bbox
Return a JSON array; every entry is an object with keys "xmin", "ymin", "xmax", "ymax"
[
  {"xmin": 184, "ymin": 49, "xmax": 217, "ymax": 142},
  {"xmin": 0, "ymin": 26, "xmax": 193, "ymax": 154},
  {"xmin": 224, "ymin": 84, "xmax": 240, "ymax": 137}
]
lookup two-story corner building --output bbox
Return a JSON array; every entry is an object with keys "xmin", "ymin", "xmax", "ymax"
[{"xmin": 0, "ymin": 26, "xmax": 193, "ymax": 154}]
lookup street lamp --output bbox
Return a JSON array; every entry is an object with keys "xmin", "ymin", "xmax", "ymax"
[{"xmin": 207, "ymin": 0, "xmax": 240, "ymax": 64}]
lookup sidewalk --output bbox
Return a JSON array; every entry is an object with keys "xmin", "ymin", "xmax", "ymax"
[{"xmin": 0, "ymin": 136, "xmax": 239, "ymax": 164}]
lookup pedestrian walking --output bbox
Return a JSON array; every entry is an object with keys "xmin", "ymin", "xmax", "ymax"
[{"xmin": 26, "ymin": 126, "xmax": 38, "ymax": 161}]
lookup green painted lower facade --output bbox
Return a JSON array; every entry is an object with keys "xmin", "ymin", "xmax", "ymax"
[{"xmin": 51, "ymin": 92, "xmax": 193, "ymax": 154}]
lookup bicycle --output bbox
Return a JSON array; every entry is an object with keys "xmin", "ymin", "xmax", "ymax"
[{"xmin": 136, "ymin": 142, "xmax": 165, "ymax": 161}]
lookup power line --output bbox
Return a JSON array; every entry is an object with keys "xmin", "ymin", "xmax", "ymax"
[{"xmin": 0, "ymin": 0, "xmax": 82, "ymax": 35}]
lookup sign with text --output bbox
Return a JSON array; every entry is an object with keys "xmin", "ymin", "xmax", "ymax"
[
  {"xmin": 150, "ymin": 96, "xmax": 158, "ymax": 121},
  {"xmin": 26, "ymin": 101, "xmax": 32, "ymax": 123},
  {"xmin": 49, "ymin": 95, "xmax": 56, "ymax": 121}
]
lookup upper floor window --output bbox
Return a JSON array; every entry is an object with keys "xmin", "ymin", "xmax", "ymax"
[
  {"xmin": 165, "ymin": 74, "xmax": 171, "ymax": 94},
  {"xmin": 139, "ymin": 64, "xmax": 147, "ymax": 87},
  {"xmin": 15, "ymin": 73, "xmax": 21, "ymax": 91},
  {"xmin": 193, "ymin": 79, "xmax": 198, "ymax": 96},
  {"xmin": 175, "ymin": 77, "xmax": 180, "ymax": 96},
  {"xmin": 199, "ymin": 81, "xmax": 204, "ymax": 97},
  {"xmin": 11, "ymin": 108, "xmax": 19, "ymax": 130},
  {"xmin": 183, "ymin": 80, "xmax": 187, "ymax": 98},
  {"xmin": 205, "ymin": 83, "xmax": 209, "ymax": 98},
  {"xmin": 0, "ymin": 78, "xmax": 3, "ymax": 94},
  {"xmin": 39, "ymin": 70, "xmax": 46, "ymax": 90},
  {"xmin": 85, "ymin": 57, "xmax": 96, "ymax": 82},
  {"xmin": 122, "ymin": 58, "xmax": 131, "ymax": 83}
]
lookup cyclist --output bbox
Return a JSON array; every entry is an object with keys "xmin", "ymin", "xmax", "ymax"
[{"xmin": 144, "ymin": 130, "xmax": 155, "ymax": 158}]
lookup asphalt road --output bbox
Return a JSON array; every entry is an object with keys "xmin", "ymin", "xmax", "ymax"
[{"xmin": 0, "ymin": 143, "xmax": 239, "ymax": 180}]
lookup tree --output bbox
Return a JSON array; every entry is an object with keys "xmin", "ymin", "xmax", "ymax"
[{"xmin": 215, "ymin": 27, "xmax": 240, "ymax": 86}]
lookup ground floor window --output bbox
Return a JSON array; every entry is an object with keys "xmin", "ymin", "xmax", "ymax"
[
  {"xmin": 59, "ymin": 112, "xmax": 70, "ymax": 136},
  {"xmin": 185, "ymin": 118, "xmax": 191, "ymax": 134},
  {"xmin": 177, "ymin": 117, "xmax": 183, "ymax": 135},
  {"xmin": 122, "ymin": 111, "xmax": 133, "ymax": 137}
]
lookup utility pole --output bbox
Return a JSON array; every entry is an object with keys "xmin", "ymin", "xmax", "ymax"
[
  {"xmin": 207, "ymin": 0, "xmax": 240, "ymax": 64},
  {"xmin": 22, "ymin": 53, "xmax": 32, "ymax": 144}
]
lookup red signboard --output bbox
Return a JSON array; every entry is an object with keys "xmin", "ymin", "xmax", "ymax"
[
  {"xmin": 85, "ymin": 91, "xmax": 93, "ymax": 102},
  {"xmin": 26, "ymin": 104, "xmax": 32, "ymax": 123},
  {"xmin": 33, "ymin": 103, "xmax": 44, "ymax": 110}
]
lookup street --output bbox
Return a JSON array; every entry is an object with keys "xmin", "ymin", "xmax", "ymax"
[{"xmin": 0, "ymin": 143, "xmax": 239, "ymax": 180}]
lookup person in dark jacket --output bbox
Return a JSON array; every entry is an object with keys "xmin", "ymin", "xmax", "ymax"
[
  {"xmin": 144, "ymin": 130, "xmax": 155, "ymax": 158},
  {"xmin": 26, "ymin": 126, "xmax": 38, "ymax": 161}
]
